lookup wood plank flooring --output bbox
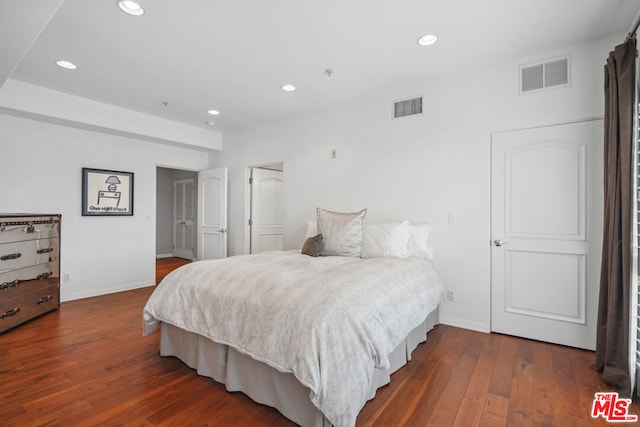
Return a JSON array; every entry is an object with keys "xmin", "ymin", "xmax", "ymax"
[
  {"xmin": 0, "ymin": 259, "xmax": 637, "ymax": 426},
  {"xmin": 156, "ymin": 256, "xmax": 192, "ymax": 284}
]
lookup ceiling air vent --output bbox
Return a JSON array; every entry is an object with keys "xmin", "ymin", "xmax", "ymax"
[
  {"xmin": 519, "ymin": 56, "xmax": 570, "ymax": 94},
  {"xmin": 393, "ymin": 96, "xmax": 423, "ymax": 118}
]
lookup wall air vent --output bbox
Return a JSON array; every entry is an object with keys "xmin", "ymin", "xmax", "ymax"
[
  {"xmin": 393, "ymin": 96, "xmax": 423, "ymax": 118},
  {"xmin": 519, "ymin": 56, "xmax": 570, "ymax": 94}
]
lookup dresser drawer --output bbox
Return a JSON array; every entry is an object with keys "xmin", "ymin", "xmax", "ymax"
[
  {"xmin": 0, "ymin": 261, "xmax": 57, "ymax": 286},
  {"xmin": 1, "ymin": 276, "xmax": 58, "ymax": 299},
  {"xmin": 0, "ymin": 238, "xmax": 60, "ymax": 273},
  {"xmin": 0, "ymin": 218, "xmax": 60, "ymax": 244},
  {"xmin": 0, "ymin": 283, "xmax": 60, "ymax": 332}
]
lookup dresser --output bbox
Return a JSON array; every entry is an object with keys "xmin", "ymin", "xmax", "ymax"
[{"xmin": 0, "ymin": 214, "xmax": 61, "ymax": 333}]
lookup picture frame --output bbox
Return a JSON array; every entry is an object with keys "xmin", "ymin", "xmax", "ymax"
[{"xmin": 82, "ymin": 168, "xmax": 134, "ymax": 216}]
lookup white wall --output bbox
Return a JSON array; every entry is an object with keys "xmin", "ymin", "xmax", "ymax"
[
  {"xmin": 0, "ymin": 114, "xmax": 209, "ymax": 301},
  {"xmin": 212, "ymin": 33, "xmax": 620, "ymax": 333}
]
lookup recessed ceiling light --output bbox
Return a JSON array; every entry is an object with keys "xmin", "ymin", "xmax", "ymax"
[
  {"xmin": 282, "ymin": 84, "xmax": 296, "ymax": 92},
  {"xmin": 417, "ymin": 34, "xmax": 438, "ymax": 46},
  {"xmin": 206, "ymin": 120, "xmax": 216, "ymax": 126},
  {"xmin": 117, "ymin": 0, "xmax": 144, "ymax": 16},
  {"xmin": 56, "ymin": 60, "xmax": 77, "ymax": 70},
  {"xmin": 207, "ymin": 109, "xmax": 220, "ymax": 116}
]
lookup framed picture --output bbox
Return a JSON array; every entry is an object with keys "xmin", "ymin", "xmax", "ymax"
[{"xmin": 82, "ymin": 168, "xmax": 134, "ymax": 216}]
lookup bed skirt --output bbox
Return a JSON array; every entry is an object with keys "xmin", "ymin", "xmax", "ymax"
[{"xmin": 159, "ymin": 308, "xmax": 439, "ymax": 426}]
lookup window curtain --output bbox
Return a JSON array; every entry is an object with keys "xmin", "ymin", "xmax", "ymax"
[{"xmin": 594, "ymin": 37, "xmax": 636, "ymax": 398}]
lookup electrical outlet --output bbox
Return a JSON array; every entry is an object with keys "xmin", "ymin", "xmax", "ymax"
[
  {"xmin": 331, "ymin": 149, "xmax": 337, "ymax": 159},
  {"xmin": 63, "ymin": 273, "xmax": 71, "ymax": 283},
  {"xmin": 446, "ymin": 289, "xmax": 455, "ymax": 302}
]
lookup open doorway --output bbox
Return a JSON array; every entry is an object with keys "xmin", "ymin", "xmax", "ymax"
[
  {"xmin": 246, "ymin": 163, "xmax": 284, "ymax": 254},
  {"xmin": 156, "ymin": 167, "xmax": 198, "ymax": 260}
]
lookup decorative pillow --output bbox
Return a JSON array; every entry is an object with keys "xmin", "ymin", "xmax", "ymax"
[
  {"xmin": 316, "ymin": 208, "xmax": 367, "ymax": 257},
  {"xmin": 361, "ymin": 222, "xmax": 412, "ymax": 258},
  {"xmin": 406, "ymin": 222, "xmax": 434, "ymax": 260},
  {"xmin": 301, "ymin": 233, "xmax": 324, "ymax": 257}
]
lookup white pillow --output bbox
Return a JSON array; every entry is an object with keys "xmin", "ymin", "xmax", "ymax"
[
  {"xmin": 406, "ymin": 222, "xmax": 434, "ymax": 260},
  {"xmin": 304, "ymin": 220, "xmax": 317, "ymax": 239},
  {"xmin": 317, "ymin": 208, "xmax": 367, "ymax": 257},
  {"xmin": 361, "ymin": 222, "xmax": 412, "ymax": 259}
]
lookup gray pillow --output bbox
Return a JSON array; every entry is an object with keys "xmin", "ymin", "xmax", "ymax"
[
  {"xmin": 317, "ymin": 208, "xmax": 367, "ymax": 257},
  {"xmin": 301, "ymin": 233, "xmax": 324, "ymax": 257}
]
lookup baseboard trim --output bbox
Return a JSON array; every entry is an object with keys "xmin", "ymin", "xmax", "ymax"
[
  {"xmin": 439, "ymin": 315, "xmax": 490, "ymax": 333},
  {"xmin": 156, "ymin": 253, "xmax": 174, "ymax": 259},
  {"xmin": 60, "ymin": 281, "xmax": 155, "ymax": 303}
]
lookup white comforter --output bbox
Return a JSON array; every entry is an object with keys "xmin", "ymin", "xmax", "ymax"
[{"xmin": 143, "ymin": 250, "xmax": 444, "ymax": 427}]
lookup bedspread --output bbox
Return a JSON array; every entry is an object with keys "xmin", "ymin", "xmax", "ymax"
[{"xmin": 143, "ymin": 250, "xmax": 444, "ymax": 427}]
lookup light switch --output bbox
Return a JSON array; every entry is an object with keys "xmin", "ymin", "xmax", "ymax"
[{"xmin": 447, "ymin": 212, "xmax": 456, "ymax": 225}]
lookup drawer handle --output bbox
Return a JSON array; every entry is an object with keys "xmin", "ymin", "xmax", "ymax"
[
  {"xmin": 37, "ymin": 295, "xmax": 52, "ymax": 304},
  {"xmin": 37, "ymin": 248, "xmax": 53, "ymax": 254},
  {"xmin": 37, "ymin": 272, "xmax": 53, "ymax": 280},
  {"xmin": 1, "ymin": 308, "xmax": 20, "ymax": 319},
  {"xmin": 0, "ymin": 253, "xmax": 21, "ymax": 261},
  {"xmin": 0, "ymin": 279, "xmax": 20, "ymax": 290}
]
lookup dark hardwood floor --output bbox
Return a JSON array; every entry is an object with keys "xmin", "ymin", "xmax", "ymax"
[
  {"xmin": 0, "ymin": 259, "xmax": 636, "ymax": 426},
  {"xmin": 156, "ymin": 256, "xmax": 192, "ymax": 284}
]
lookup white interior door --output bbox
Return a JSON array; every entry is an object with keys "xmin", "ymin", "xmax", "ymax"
[
  {"xmin": 491, "ymin": 120, "xmax": 603, "ymax": 350},
  {"xmin": 173, "ymin": 178, "xmax": 194, "ymax": 259},
  {"xmin": 250, "ymin": 168, "xmax": 283, "ymax": 253},
  {"xmin": 197, "ymin": 167, "xmax": 228, "ymax": 260}
]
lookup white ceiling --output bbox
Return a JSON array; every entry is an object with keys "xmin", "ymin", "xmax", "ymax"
[{"xmin": 3, "ymin": 0, "xmax": 639, "ymax": 132}]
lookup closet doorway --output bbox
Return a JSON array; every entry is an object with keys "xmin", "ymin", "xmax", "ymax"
[
  {"xmin": 173, "ymin": 178, "xmax": 195, "ymax": 259},
  {"xmin": 247, "ymin": 164, "xmax": 284, "ymax": 254},
  {"xmin": 156, "ymin": 167, "xmax": 198, "ymax": 260}
]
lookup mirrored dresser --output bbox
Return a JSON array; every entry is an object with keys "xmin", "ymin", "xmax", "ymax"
[{"xmin": 0, "ymin": 214, "xmax": 61, "ymax": 333}]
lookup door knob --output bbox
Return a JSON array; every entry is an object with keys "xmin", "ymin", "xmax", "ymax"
[{"xmin": 494, "ymin": 239, "xmax": 508, "ymax": 247}]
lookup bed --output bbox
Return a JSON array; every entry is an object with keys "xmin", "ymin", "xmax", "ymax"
[{"xmin": 143, "ymin": 213, "xmax": 444, "ymax": 427}]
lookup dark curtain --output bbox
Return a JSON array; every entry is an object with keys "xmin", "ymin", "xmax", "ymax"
[{"xmin": 594, "ymin": 37, "xmax": 636, "ymax": 398}]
